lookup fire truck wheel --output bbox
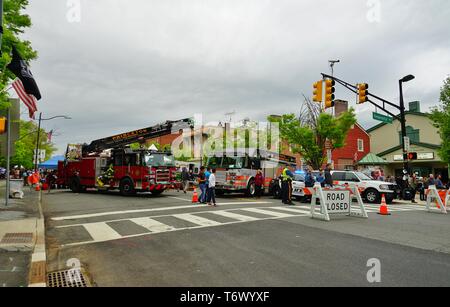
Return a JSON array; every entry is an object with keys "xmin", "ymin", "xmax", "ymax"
[
  {"xmin": 246, "ymin": 179, "xmax": 256, "ymax": 197},
  {"xmin": 120, "ymin": 178, "xmax": 136, "ymax": 196},
  {"xmin": 272, "ymin": 185, "xmax": 282, "ymax": 199}
]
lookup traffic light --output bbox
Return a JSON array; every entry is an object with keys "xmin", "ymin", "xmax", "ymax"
[
  {"xmin": 324, "ymin": 79, "xmax": 335, "ymax": 109},
  {"xmin": 408, "ymin": 152, "xmax": 418, "ymax": 160},
  {"xmin": 0, "ymin": 117, "xmax": 6, "ymax": 134},
  {"xmin": 312, "ymin": 80, "xmax": 323, "ymax": 103},
  {"xmin": 358, "ymin": 83, "xmax": 369, "ymax": 104}
]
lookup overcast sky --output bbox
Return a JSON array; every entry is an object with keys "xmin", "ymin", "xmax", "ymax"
[{"xmin": 18, "ymin": 0, "xmax": 450, "ymax": 154}]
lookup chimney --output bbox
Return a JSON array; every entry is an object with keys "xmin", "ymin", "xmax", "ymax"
[{"xmin": 334, "ymin": 100, "xmax": 348, "ymax": 117}]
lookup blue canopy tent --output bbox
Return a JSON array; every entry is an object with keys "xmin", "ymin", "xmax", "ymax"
[{"xmin": 38, "ymin": 155, "xmax": 65, "ymax": 170}]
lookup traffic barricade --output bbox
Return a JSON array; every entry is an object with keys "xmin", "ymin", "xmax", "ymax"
[
  {"xmin": 426, "ymin": 185, "xmax": 448, "ymax": 214},
  {"xmin": 310, "ymin": 182, "xmax": 368, "ymax": 222}
]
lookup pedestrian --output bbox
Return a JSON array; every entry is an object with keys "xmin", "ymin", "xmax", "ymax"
[
  {"xmin": 204, "ymin": 167, "xmax": 211, "ymax": 202},
  {"xmin": 254, "ymin": 169, "xmax": 264, "ymax": 199},
  {"xmin": 428, "ymin": 174, "xmax": 436, "ymax": 187},
  {"xmin": 324, "ymin": 163, "xmax": 333, "ymax": 188},
  {"xmin": 408, "ymin": 173, "xmax": 418, "ymax": 203},
  {"xmin": 181, "ymin": 167, "xmax": 190, "ymax": 194},
  {"xmin": 281, "ymin": 165, "xmax": 294, "ymax": 205},
  {"xmin": 207, "ymin": 169, "xmax": 217, "ymax": 207},
  {"xmin": 46, "ymin": 171, "xmax": 56, "ymax": 194},
  {"xmin": 418, "ymin": 177, "xmax": 426, "ymax": 201},
  {"xmin": 435, "ymin": 175, "xmax": 445, "ymax": 189},
  {"xmin": 305, "ymin": 168, "xmax": 315, "ymax": 188},
  {"xmin": 197, "ymin": 166, "xmax": 207, "ymax": 204}
]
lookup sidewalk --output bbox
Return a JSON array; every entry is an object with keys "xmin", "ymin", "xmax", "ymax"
[{"xmin": 0, "ymin": 180, "xmax": 46, "ymax": 287}]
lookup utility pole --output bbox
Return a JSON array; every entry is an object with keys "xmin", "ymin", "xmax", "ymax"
[{"xmin": 34, "ymin": 112, "xmax": 42, "ymax": 171}]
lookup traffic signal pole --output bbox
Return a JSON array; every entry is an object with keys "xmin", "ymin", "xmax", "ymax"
[
  {"xmin": 399, "ymin": 80, "xmax": 409, "ymax": 173},
  {"xmin": 320, "ymin": 73, "xmax": 410, "ymax": 173}
]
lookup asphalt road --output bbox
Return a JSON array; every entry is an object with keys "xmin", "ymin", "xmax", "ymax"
[{"xmin": 42, "ymin": 189, "xmax": 450, "ymax": 287}]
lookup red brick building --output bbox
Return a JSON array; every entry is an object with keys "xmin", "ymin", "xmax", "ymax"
[{"xmin": 331, "ymin": 123, "xmax": 371, "ymax": 170}]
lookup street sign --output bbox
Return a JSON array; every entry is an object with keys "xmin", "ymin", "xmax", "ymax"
[
  {"xmin": 373, "ymin": 112, "xmax": 393, "ymax": 124},
  {"xmin": 324, "ymin": 190, "xmax": 351, "ymax": 214},
  {"xmin": 404, "ymin": 137, "xmax": 410, "ymax": 152}
]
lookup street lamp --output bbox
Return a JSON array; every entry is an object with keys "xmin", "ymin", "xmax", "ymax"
[
  {"xmin": 34, "ymin": 113, "xmax": 71, "ymax": 171},
  {"xmin": 399, "ymin": 74, "xmax": 415, "ymax": 173}
]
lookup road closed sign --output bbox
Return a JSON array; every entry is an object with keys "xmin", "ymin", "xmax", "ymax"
[{"xmin": 324, "ymin": 190, "xmax": 351, "ymax": 214}]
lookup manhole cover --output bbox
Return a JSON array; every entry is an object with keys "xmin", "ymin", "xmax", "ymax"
[
  {"xmin": 47, "ymin": 268, "xmax": 91, "ymax": 287},
  {"xmin": 0, "ymin": 233, "xmax": 34, "ymax": 244}
]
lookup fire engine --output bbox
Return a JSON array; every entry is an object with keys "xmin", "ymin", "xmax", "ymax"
[
  {"xmin": 206, "ymin": 148, "xmax": 297, "ymax": 196},
  {"xmin": 57, "ymin": 118, "xmax": 193, "ymax": 196}
]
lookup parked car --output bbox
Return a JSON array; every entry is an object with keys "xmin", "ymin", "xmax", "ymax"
[{"xmin": 331, "ymin": 171, "xmax": 399, "ymax": 204}]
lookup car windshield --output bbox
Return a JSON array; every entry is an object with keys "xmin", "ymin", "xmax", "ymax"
[
  {"xmin": 145, "ymin": 153, "xmax": 175, "ymax": 167},
  {"xmin": 356, "ymin": 172, "xmax": 374, "ymax": 181},
  {"xmin": 221, "ymin": 157, "xmax": 244, "ymax": 169},
  {"xmin": 293, "ymin": 174, "xmax": 305, "ymax": 182}
]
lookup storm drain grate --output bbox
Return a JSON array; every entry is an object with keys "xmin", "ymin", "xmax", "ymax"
[
  {"xmin": 47, "ymin": 269, "xmax": 91, "ymax": 287},
  {"xmin": 0, "ymin": 233, "xmax": 34, "ymax": 244}
]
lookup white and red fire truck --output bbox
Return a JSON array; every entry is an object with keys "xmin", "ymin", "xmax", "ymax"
[
  {"xmin": 206, "ymin": 148, "xmax": 297, "ymax": 197},
  {"xmin": 57, "ymin": 119, "xmax": 193, "ymax": 196}
]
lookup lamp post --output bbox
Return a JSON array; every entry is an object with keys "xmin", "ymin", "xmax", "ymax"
[
  {"xmin": 399, "ymin": 74, "xmax": 415, "ymax": 174},
  {"xmin": 34, "ymin": 113, "xmax": 71, "ymax": 171}
]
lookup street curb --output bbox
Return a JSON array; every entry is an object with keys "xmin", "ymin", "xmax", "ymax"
[{"xmin": 28, "ymin": 190, "xmax": 47, "ymax": 287}]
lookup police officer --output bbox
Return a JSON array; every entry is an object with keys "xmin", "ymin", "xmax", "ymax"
[{"xmin": 281, "ymin": 166, "xmax": 294, "ymax": 205}]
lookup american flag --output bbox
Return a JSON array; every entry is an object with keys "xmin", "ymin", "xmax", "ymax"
[{"xmin": 11, "ymin": 78, "xmax": 38, "ymax": 119}]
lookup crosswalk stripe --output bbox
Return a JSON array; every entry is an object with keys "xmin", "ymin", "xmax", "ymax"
[
  {"xmin": 269, "ymin": 207, "xmax": 311, "ymax": 215},
  {"xmin": 173, "ymin": 214, "xmax": 222, "ymax": 227},
  {"xmin": 211, "ymin": 211, "xmax": 259, "ymax": 222},
  {"xmin": 83, "ymin": 222, "xmax": 122, "ymax": 242},
  {"xmin": 130, "ymin": 217, "xmax": 176, "ymax": 233},
  {"xmin": 240, "ymin": 208, "xmax": 294, "ymax": 218}
]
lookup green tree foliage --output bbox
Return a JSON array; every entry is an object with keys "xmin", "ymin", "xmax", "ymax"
[
  {"xmin": 0, "ymin": 119, "xmax": 56, "ymax": 169},
  {"xmin": 268, "ymin": 109, "xmax": 357, "ymax": 170},
  {"xmin": 0, "ymin": 0, "xmax": 38, "ymax": 110},
  {"xmin": 430, "ymin": 76, "xmax": 450, "ymax": 164}
]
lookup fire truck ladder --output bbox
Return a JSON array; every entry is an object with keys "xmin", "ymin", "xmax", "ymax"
[{"xmin": 82, "ymin": 118, "xmax": 194, "ymax": 155}]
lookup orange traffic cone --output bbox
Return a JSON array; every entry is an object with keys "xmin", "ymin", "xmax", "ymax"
[
  {"xmin": 35, "ymin": 184, "xmax": 41, "ymax": 191},
  {"xmin": 378, "ymin": 194, "xmax": 391, "ymax": 216},
  {"xmin": 192, "ymin": 188, "xmax": 199, "ymax": 203}
]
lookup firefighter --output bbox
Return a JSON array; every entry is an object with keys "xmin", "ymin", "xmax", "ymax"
[
  {"xmin": 281, "ymin": 166, "xmax": 294, "ymax": 205},
  {"xmin": 97, "ymin": 164, "xmax": 115, "ymax": 187}
]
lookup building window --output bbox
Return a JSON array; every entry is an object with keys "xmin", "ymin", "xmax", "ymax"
[
  {"xmin": 399, "ymin": 126, "xmax": 420, "ymax": 144},
  {"xmin": 357, "ymin": 139, "xmax": 364, "ymax": 152}
]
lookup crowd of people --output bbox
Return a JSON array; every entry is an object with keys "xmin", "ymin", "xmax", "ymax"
[{"xmin": 0, "ymin": 166, "xmax": 58, "ymax": 193}]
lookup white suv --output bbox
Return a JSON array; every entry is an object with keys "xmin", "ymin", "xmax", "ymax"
[{"xmin": 331, "ymin": 171, "xmax": 399, "ymax": 204}]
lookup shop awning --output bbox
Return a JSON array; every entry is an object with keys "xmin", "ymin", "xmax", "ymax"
[{"xmin": 358, "ymin": 153, "xmax": 388, "ymax": 165}]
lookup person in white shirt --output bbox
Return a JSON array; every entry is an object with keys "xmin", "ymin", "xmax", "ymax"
[{"xmin": 207, "ymin": 169, "xmax": 217, "ymax": 207}]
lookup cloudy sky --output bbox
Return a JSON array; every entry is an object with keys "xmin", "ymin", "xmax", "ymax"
[{"xmin": 19, "ymin": 0, "xmax": 450, "ymax": 153}]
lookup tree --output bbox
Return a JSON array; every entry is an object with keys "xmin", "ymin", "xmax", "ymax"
[
  {"xmin": 430, "ymin": 76, "xmax": 450, "ymax": 164},
  {"xmin": 269, "ymin": 107, "xmax": 357, "ymax": 170},
  {"xmin": 0, "ymin": 0, "xmax": 38, "ymax": 111},
  {"xmin": 0, "ymin": 119, "xmax": 56, "ymax": 169}
]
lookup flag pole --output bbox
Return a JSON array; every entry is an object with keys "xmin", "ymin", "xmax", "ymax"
[{"xmin": 34, "ymin": 112, "xmax": 42, "ymax": 172}]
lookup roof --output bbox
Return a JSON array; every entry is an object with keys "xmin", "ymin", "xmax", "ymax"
[
  {"xmin": 377, "ymin": 142, "xmax": 441, "ymax": 157},
  {"xmin": 366, "ymin": 111, "xmax": 430, "ymax": 133},
  {"xmin": 357, "ymin": 153, "xmax": 388, "ymax": 165}
]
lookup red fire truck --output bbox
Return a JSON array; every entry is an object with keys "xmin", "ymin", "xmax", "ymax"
[{"xmin": 57, "ymin": 118, "xmax": 193, "ymax": 196}]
